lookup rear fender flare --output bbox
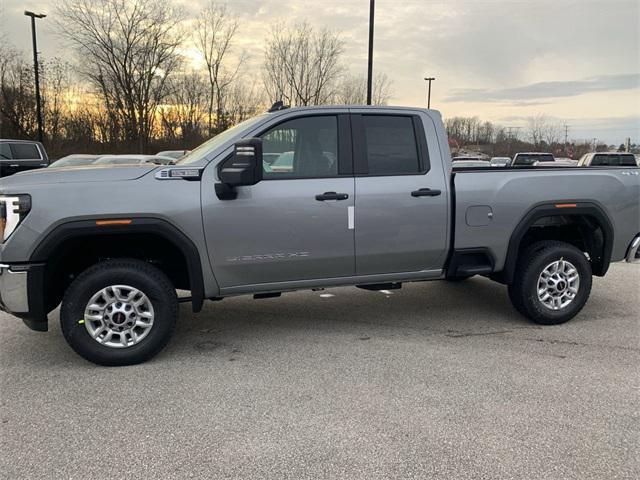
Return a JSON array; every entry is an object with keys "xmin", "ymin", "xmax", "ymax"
[{"xmin": 502, "ymin": 202, "xmax": 614, "ymax": 284}]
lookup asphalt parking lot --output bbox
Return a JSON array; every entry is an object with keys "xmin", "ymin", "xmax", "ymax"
[{"xmin": 1, "ymin": 263, "xmax": 638, "ymax": 479}]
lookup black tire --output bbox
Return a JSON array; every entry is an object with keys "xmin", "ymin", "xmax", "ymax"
[
  {"xmin": 60, "ymin": 259, "xmax": 178, "ymax": 366},
  {"xmin": 508, "ymin": 240, "xmax": 592, "ymax": 325}
]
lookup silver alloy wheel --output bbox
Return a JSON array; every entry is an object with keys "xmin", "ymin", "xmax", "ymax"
[
  {"xmin": 83, "ymin": 285, "xmax": 155, "ymax": 348},
  {"xmin": 537, "ymin": 259, "xmax": 580, "ymax": 311}
]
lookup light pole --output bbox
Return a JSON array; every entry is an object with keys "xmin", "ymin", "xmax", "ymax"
[
  {"xmin": 24, "ymin": 10, "xmax": 46, "ymax": 143},
  {"xmin": 424, "ymin": 77, "xmax": 435, "ymax": 109},
  {"xmin": 366, "ymin": 0, "xmax": 375, "ymax": 105}
]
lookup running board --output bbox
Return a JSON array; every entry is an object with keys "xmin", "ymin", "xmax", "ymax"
[
  {"xmin": 356, "ymin": 282, "xmax": 402, "ymax": 291},
  {"xmin": 253, "ymin": 292, "xmax": 282, "ymax": 299}
]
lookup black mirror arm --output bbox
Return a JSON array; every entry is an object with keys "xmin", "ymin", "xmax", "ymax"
[{"xmin": 215, "ymin": 182, "xmax": 237, "ymax": 200}]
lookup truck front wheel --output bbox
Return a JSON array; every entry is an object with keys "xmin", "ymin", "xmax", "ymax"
[
  {"xmin": 60, "ymin": 259, "xmax": 178, "ymax": 366},
  {"xmin": 508, "ymin": 241, "xmax": 592, "ymax": 325}
]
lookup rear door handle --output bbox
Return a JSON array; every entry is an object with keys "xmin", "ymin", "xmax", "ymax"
[
  {"xmin": 411, "ymin": 188, "xmax": 441, "ymax": 197},
  {"xmin": 316, "ymin": 191, "xmax": 349, "ymax": 201}
]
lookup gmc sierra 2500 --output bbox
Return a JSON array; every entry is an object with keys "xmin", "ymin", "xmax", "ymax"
[{"xmin": 1, "ymin": 106, "xmax": 639, "ymax": 365}]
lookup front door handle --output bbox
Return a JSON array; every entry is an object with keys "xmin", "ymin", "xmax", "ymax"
[
  {"xmin": 316, "ymin": 191, "xmax": 349, "ymax": 201},
  {"xmin": 411, "ymin": 188, "xmax": 441, "ymax": 197}
]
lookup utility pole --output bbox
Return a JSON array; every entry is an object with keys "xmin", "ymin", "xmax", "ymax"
[
  {"xmin": 563, "ymin": 124, "xmax": 570, "ymax": 155},
  {"xmin": 424, "ymin": 77, "xmax": 435, "ymax": 109},
  {"xmin": 506, "ymin": 126, "xmax": 521, "ymax": 157},
  {"xmin": 366, "ymin": 0, "xmax": 375, "ymax": 106},
  {"xmin": 24, "ymin": 10, "xmax": 46, "ymax": 143}
]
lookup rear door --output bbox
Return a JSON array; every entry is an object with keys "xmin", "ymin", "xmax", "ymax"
[{"xmin": 351, "ymin": 112, "xmax": 449, "ymax": 276}]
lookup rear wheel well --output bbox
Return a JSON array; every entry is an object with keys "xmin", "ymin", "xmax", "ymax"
[
  {"xmin": 516, "ymin": 214, "xmax": 606, "ymax": 277},
  {"xmin": 43, "ymin": 233, "xmax": 190, "ymax": 313}
]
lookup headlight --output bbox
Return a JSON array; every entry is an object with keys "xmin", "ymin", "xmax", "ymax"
[{"xmin": 0, "ymin": 195, "xmax": 31, "ymax": 242}]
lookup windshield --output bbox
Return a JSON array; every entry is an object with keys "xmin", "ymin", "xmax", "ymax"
[{"xmin": 177, "ymin": 114, "xmax": 269, "ymax": 165}]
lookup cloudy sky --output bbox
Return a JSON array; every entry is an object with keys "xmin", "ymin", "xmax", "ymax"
[{"xmin": 2, "ymin": 0, "xmax": 639, "ymax": 144}]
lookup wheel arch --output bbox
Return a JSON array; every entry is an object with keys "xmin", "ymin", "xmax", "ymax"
[
  {"xmin": 30, "ymin": 217, "xmax": 205, "ymax": 314},
  {"xmin": 502, "ymin": 202, "xmax": 614, "ymax": 284}
]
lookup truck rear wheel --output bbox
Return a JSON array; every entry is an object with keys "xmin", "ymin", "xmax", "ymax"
[
  {"xmin": 60, "ymin": 259, "xmax": 178, "ymax": 366},
  {"xmin": 508, "ymin": 241, "xmax": 592, "ymax": 325}
]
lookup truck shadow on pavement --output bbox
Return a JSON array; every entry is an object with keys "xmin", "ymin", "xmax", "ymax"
[
  {"xmin": 2, "ymin": 276, "xmax": 550, "ymax": 366},
  {"xmin": 165, "ymin": 276, "xmax": 544, "ymax": 360}
]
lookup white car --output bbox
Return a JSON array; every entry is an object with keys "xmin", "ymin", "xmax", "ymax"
[
  {"xmin": 489, "ymin": 157, "xmax": 510, "ymax": 167},
  {"xmin": 93, "ymin": 155, "xmax": 175, "ymax": 166},
  {"xmin": 511, "ymin": 152, "xmax": 555, "ymax": 166},
  {"xmin": 533, "ymin": 159, "xmax": 578, "ymax": 167}
]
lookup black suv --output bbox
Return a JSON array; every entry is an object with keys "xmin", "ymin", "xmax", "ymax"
[{"xmin": 0, "ymin": 139, "xmax": 50, "ymax": 177}]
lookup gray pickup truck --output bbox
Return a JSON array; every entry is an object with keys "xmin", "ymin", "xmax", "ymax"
[{"xmin": 1, "ymin": 106, "xmax": 639, "ymax": 365}]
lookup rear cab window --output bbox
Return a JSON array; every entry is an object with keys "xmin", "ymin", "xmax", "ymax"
[{"xmin": 619, "ymin": 154, "xmax": 637, "ymax": 166}]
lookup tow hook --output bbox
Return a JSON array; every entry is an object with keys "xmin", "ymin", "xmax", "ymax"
[{"xmin": 625, "ymin": 235, "xmax": 640, "ymax": 263}]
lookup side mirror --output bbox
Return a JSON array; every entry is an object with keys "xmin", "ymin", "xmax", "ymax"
[{"xmin": 216, "ymin": 138, "xmax": 263, "ymax": 200}]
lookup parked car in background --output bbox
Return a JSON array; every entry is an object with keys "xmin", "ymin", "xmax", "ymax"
[
  {"xmin": 452, "ymin": 160, "xmax": 491, "ymax": 168},
  {"xmin": 490, "ymin": 157, "xmax": 510, "ymax": 167},
  {"xmin": 49, "ymin": 154, "xmax": 102, "ymax": 168},
  {"xmin": 157, "ymin": 150, "xmax": 190, "ymax": 160},
  {"xmin": 511, "ymin": 152, "xmax": 555, "ymax": 166},
  {"xmin": 0, "ymin": 139, "xmax": 49, "ymax": 177},
  {"xmin": 578, "ymin": 152, "xmax": 638, "ymax": 167},
  {"xmin": 533, "ymin": 159, "xmax": 578, "ymax": 167},
  {"xmin": 452, "ymin": 156, "xmax": 486, "ymax": 163},
  {"xmin": 94, "ymin": 155, "xmax": 175, "ymax": 166}
]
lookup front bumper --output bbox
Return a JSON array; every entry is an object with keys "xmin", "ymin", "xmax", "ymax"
[
  {"xmin": 0, "ymin": 264, "xmax": 29, "ymax": 312},
  {"xmin": 626, "ymin": 235, "xmax": 640, "ymax": 264},
  {"xmin": 0, "ymin": 263, "xmax": 48, "ymax": 331}
]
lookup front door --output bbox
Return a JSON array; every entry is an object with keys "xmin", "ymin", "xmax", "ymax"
[
  {"xmin": 351, "ymin": 113, "xmax": 449, "ymax": 275},
  {"xmin": 202, "ymin": 114, "xmax": 355, "ymax": 290}
]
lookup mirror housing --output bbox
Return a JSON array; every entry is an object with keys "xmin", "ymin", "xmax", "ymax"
[{"xmin": 216, "ymin": 138, "xmax": 263, "ymax": 200}]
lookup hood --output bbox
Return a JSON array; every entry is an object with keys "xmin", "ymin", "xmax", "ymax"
[{"xmin": 0, "ymin": 164, "xmax": 157, "ymax": 188}]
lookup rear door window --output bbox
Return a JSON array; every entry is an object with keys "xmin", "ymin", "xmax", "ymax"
[
  {"xmin": 10, "ymin": 143, "xmax": 41, "ymax": 160},
  {"xmin": 360, "ymin": 115, "xmax": 423, "ymax": 175}
]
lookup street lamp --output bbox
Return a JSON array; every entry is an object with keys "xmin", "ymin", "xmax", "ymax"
[
  {"xmin": 24, "ymin": 10, "xmax": 46, "ymax": 143},
  {"xmin": 424, "ymin": 77, "xmax": 435, "ymax": 109},
  {"xmin": 366, "ymin": 0, "xmax": 375, "ymax": 106}
]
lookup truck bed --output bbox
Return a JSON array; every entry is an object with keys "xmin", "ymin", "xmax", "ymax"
[{"xmin": 452, "ymin": 166, "xmax": 640, "ymax": 272}]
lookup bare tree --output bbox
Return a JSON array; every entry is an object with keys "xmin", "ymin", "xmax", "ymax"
[
  {"xmin": 195, "ymin": 1, "xmax": 244, "ymax": 136},
  {"xmin": 334, "ymin": 72, "xmax": 393, "ymax": 105},
  {"xmin": 223, "ymin": 79, "xmax": 266, "ymax": 126},
  {"xmin": 527, "ymin": 114, "xmax": 562, "ymax": 148},
  {"xmin": 160, "ymin": 71, "xmax": 208, "ymax": 147},
  {"xmin": 263, "ymin": 23, "xmax": 344, "ymax": 106},
  {"xmin": 56, "ymin": 0, "xmax": 184, "ymax": 151},
  {"xmin": 41, "ymin": 58, "xmax": 73, "ymax": 149},
  {"xmin": 0, "ymin": 44, "xmax": 37, "ymax": 138}
]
